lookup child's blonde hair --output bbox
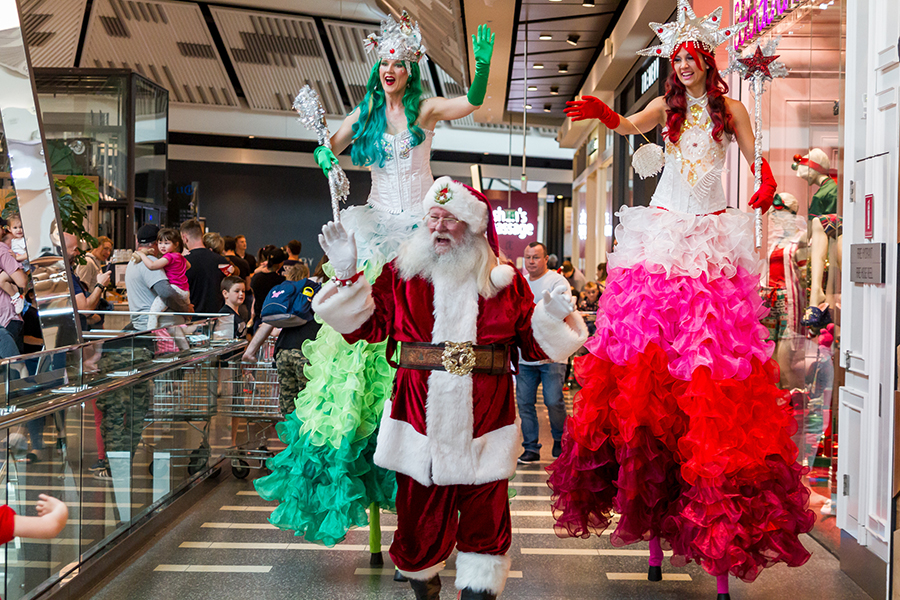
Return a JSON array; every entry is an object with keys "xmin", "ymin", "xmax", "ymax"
[{"xmin": 283, "ymin": 263, "xmax": 309, "ymax": 282}]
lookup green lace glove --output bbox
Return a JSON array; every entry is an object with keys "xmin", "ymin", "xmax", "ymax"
[
  {"xmin": 314, "ymin": 146, "xmax": 338, "ymax": 177},
  {"xmin": 467, "ymin": 24, "xmax": 494, "ymax": 107}
]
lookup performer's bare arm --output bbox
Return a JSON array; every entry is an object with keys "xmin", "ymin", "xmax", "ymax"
[
  {"xmin": 329, "ymin": 107, "xmax": 361, "ymax": 156},
  {"xmin": 419, "ymin": 96, "xmax": 479, "ymax": 130},
  {"xmin": 726, "ymin": 98, "xmax": 758, "ymax": 165},
  {"xmin": 611, "ymin": 96, "xmax": 668, "ymax": 136}
]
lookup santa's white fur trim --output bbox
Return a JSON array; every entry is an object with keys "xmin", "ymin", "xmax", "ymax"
[
  {"xmin": 423, "ymin": 176, "xmax": 488, "ymax": 234},
  {"xmin": 531, "ymin": 301, "xmax": 589, "ymax": 363},
  {"xmin": 399, "ymin": 561, "xmax": 445, "ymax": 582},
  {"xmin": 311, "ymin": 279, "xmax": 374, "ymax": 334},
  {"xmin": 374, "ymin": 407, "xmax": 520, "ymax": 487},
  {"xmin": 373, "ymin": 400, "xmax": 433, "ymax": 486},
  {"xmin": 455, "ymin": 552, "xmax": 512, "ymax": 595},
  {"xmin": 489, "ymin": 264, "xmax": 515, "ymax": 289}
]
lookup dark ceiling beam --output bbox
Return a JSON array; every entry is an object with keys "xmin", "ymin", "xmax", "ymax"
[
  {"xmin": 572, "ymin": 0, "xmax": 627, "ymax": 101},
  {"xmin": 313, "ymin": 16, "xmax": 352, "ymax": 109},
  {"xmin": 198, "ymin": 3, "xmax": 245, "ymax": 99},
  {"xmin": 502, "ymin": 0, "xmax": 524, "ymax": 111},
  {"xmin": 514, "ymin": 47, "xmax": 595, "ymax": 57},
  {"xmin": 74, "ymin": 0, "xmax": 94, "ymax": 67}
]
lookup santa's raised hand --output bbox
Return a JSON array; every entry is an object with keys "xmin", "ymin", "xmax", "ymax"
[
  {"xmin": 542, "ymin": 284, "xmax": 576, "ymax": 321},
  {"xmin": 318, "ymin": 221, "xmax": 357, "ymax": 279}
]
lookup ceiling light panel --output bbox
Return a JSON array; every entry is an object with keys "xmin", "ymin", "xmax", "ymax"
[
  {"xmin": 211, "ymin": 6, "xmax": 344, "ymax": 113},
  {"xmin": 81, "ymin": 0, "xmax": 238, "ymax": 106},
  {"xmin": 20, "ymin": 0, "xmax": 87, "ymax": 68}
]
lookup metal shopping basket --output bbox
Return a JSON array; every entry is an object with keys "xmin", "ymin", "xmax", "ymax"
[
  {"xmin": 145, "ymin": 363, "xmax": 218, "ymax": 475},
  {"xmin": 219, "ymin": 337, "xmax": 284, "ymax": 478}
]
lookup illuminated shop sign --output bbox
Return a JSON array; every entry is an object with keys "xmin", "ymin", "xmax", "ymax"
[
  {"xmin": 640, "ymin": 59, "xmax": 659, "ymax": 95},
  {"xmin": 733, "ymin": 0, "xmax": 801, "ymax": 48},
  {"xmin": 493, "ymin": 207, "xmax": 535, "ymax": 239}
]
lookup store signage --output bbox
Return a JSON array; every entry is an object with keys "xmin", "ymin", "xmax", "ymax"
[
  {"xmin": 640, "ymin": 60, "xmax": 659, "ymax": 95},
  {"xmin": 849, "ymin": 243, "xmax": 885, "ymax": 284},
  {"xmin": 493, "ymin": 206, "xmax": 535, "ymax": 240},
  {"xmin": 733, "ymin": 0, "xmax": 801, "ymax": 49},
  {"xmin": 864, "ymin": 194, "xmax": 873, "ymax": 238}
]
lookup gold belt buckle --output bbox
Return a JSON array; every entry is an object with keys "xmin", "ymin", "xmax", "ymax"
[{"xmin": 441, "ymin": 341, "xmax": 477, "ymax": 376}]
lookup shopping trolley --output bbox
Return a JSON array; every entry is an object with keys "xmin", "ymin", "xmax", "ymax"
[
  {"xmin": 145, "ymin": 363, "xmax": 218, "ymax": 475},
  {"xmin": 219, "ymin": 337, "xmax": 283, "ymax": 478}
]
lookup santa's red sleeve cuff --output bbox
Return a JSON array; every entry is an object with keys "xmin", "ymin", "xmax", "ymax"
[
  {"xmin": 311, "ymin": 278, "xmax": 375, "ymax": 334},
  {"xmin": 531, "ymin": 301, "xmax": 589, "ymax": 362},
  {"xmin": 0, "ymin": 505, "xmax": 17, "ymax": 545}
]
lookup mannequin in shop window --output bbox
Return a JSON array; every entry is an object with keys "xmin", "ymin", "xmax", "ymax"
[
  {"xmin": 251, "ymin": 11, "xmax": 499, "ymax": 586},
  {"xmin": 794, "ymin": 149, "xmax": 842, "ymax": 308},
  {"xmin": 547, "ymin": 2, "xmax": 815, "ymax": 598},
  {"xmin": 762, "ymin": 192, "xmax": 808, "ymax": 391}
]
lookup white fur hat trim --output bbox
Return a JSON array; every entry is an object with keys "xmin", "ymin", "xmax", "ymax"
[{"xmin": 422, "ymin": 176, "xmax": 488, "ymax": 234}]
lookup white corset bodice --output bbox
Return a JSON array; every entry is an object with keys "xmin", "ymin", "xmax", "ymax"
[
  {"xmin": 367, "ymin": 128, "xmax": 435, "ymax": 214},
  {"xmin": 651, "ymin": 95, "xmax": 730, "ymax": 215}
]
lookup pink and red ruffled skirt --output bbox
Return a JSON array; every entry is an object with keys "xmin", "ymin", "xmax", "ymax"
[{"xmin": 548, "ymin": 206, "xmax": 815, "ymax": 582}]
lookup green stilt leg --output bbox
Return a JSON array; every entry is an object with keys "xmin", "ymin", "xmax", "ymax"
[{"xmin": 369, "ymin": 503, "xmax": 383, "ymax": 565}]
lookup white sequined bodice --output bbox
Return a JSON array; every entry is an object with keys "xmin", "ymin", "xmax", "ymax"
[
  {"xmin": 367, "ymin": 128, "xmax": 435, "ymax": 214},
  {"xmin": 651, "ymin": 95, "xmax": 730, "ymax": 215}
]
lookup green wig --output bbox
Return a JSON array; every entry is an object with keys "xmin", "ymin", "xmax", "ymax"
[{"xmin": 350, "ymin": 61, "xmax": 426, "ymax": 168}]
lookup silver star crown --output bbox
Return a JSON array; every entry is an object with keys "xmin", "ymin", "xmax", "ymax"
[
  {"xmin": 363, "ymin": 10, "xmax": 427, "ymax": 65},
  {"xmin": 637, "ymin": 0, "xmax": 747, "ymax": 59}
]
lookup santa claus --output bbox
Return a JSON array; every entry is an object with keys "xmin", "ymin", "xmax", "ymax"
[{"xmin": 313, "ymin": 177, "xmax": 588, "ymax": 599}]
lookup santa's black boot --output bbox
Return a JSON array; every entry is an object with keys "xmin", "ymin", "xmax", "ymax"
[
  {"xmin": 409, "ymin": 574, "xmax": 441, "ymax": 600},
  {"xmin": 458, "ymin": 589, "xmax": 497, "ymax": 600}
]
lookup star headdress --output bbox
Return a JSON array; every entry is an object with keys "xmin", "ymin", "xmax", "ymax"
[
  {"xmin": 637, "ymin": 0, "xmax": 747, "ymax": 59},
  {"xmin": 363, "ymin": 10, "xmax": 427, "ymax": 65}
]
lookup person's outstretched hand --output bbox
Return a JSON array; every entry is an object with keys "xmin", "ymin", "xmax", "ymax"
[
  {"xmin": 750, "ymin": 158, "xmax": 777, "ymax": 214},
  {"xmin": 472, "ymin": 24, "xmax": 495, "ymax": 66},
  {"xmin": 542, "ymin": 284, "xmax": 575, "ymax": 321},
  {"xmin": 318, "ymin": 221, "xmax": 357, "ymax": 280},
  {"xmin": 314, "ymin": 146, "xmax": 338, "ymax": 177},
  {"xmin": 564, "ymin": 96, "xmax": 620, "ymax": 129}
]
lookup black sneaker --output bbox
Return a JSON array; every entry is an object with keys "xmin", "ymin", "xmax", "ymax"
[
  {"xmin": 517, "ymin": 450, "xmax": 540, "ymax": 464},
  {"xmin": 89, "ymin": 459, "xmax": 108, "ymax": 472},
  {"xmin": 552, "ymin": 440, "xmax": 563, "ymax": 458},
  {"xmin": 93, "ymin": 468, "xmax": 112, "ymax": 482}
]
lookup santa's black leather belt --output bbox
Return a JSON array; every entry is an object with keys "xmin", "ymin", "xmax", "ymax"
[{"xmin": 399, "ymin": 342, "xmax": 510, "ymax": 376}]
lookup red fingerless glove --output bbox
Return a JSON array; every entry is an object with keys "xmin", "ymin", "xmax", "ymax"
[
  {"xmin": 564, "ymin": 96, "xmax": 620, "ymax": 129},
  {"xmin": 750, "ymin": 158, "xmax": 777, "ymax": 214}
]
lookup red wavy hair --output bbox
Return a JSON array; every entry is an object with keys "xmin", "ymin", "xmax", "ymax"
[{"xmin": 663, "ymin": 42, "xmax": 733, "ymax": 145}]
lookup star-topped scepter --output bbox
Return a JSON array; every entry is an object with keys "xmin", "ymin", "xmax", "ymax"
[
  {"xmin": 723, "ymin": 37, "xmax": 788, "ymax": 248},
  {"xmin": 293, "ymin": 85, "xmax": 349, "ymax": 222}
]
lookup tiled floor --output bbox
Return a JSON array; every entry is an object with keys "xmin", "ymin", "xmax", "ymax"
[{"xmin": 89, "ymin": 395, "xmax": 872, "ymax": 600}]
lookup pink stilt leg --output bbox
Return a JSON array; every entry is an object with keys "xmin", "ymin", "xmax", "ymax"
[
  {"xmin": 717, "ymin": 574, "xmax": 729, "ymax": 595},
  {"xmin": 648, "ymin": 536, "xmax": 663, "ymax": 567}
]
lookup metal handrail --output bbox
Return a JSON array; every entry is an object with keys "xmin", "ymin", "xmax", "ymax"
[
  {"xmin": 0, "ymin": 315, "xmax": 225, "ymax": 368},
  {"xmin": 0, "ymin": 339, "xmax": 246, "ymax": 430}
]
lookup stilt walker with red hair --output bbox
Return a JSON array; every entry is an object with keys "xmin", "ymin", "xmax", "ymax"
[{"xmin": 548, "ymin": 2, "xmax": 815, "ymax": 598}]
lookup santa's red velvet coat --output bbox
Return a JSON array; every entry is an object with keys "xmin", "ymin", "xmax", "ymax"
[{"xmin": 313, "ymin": 260, "xmax": 588, "ymax": 488}]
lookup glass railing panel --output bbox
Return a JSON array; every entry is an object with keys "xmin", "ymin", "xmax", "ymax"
[
  {"xmin": 2, "ymin": 402, "xmax": 83, "ymax": 600},
  {"xmin": 4, "ymin": 346, "xmax": 83, "ymax": 410}
]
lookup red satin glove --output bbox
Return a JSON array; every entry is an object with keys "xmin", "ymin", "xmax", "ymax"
[
  {"xmin": 564, "ymin": 96, "xmax": 620, "ymax": 129},
  {"xmin": 750, "ymin": 158, "xmax": 777, "ymax": 214}
]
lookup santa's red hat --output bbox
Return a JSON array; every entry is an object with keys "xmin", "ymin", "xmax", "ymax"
[{"xmin": 422, "ymin": 176, "xmax": 515, "ymax": 288}]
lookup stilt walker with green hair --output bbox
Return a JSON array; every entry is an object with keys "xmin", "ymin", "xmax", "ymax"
[{"xmin": 252, "ymin": 10, "xmax": 496, "ymax": 567}]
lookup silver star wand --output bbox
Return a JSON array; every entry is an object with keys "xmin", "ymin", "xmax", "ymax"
[
  {"xmin": 293, "ymin": 86, "xmax": 349, "ymax": 222},
  {"xmin": 723, "ymin": 38, "xmax": 788, "ymax": 248}
]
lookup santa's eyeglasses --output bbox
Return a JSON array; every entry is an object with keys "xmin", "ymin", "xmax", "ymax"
[{"xmin": 425, "ymin": 215, "xmax": 461, "ymax": 226}]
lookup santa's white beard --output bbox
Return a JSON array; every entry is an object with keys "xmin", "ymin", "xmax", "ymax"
[{"xmin": 397, "ymin": 227, "xmax": 491, "ymax": 287}]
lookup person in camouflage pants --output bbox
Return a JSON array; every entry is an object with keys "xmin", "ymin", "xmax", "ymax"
[
  {"xmin": 95, "ymin": 346, "xmax": 153, "ymax": 455},
  {"xmin": 275, "ymin": 349, "xmax": 309, "ymax": 416}
]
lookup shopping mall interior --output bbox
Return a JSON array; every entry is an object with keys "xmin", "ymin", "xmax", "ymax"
[{"xmin": 0, "ymin": 0, "xmax": 897, "ymax": 598}]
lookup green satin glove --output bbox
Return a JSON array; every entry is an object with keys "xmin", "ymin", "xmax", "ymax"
[
  {"xmin": 314, "ymin": 146, "xmax": 338, "ymax": 177},
  {"xmin": 467, "ymin": 24, "xmax": 494, "ymax": 107}
]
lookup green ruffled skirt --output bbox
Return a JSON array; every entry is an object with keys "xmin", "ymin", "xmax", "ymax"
[{"xmin": 254, "ymin": 206, "xmax": 420, "ymax": 546}]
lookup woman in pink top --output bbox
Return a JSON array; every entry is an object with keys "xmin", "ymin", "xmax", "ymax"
[{"xmin": 136, "ymin": 228, "xmax": 190, "ymax": 329}]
